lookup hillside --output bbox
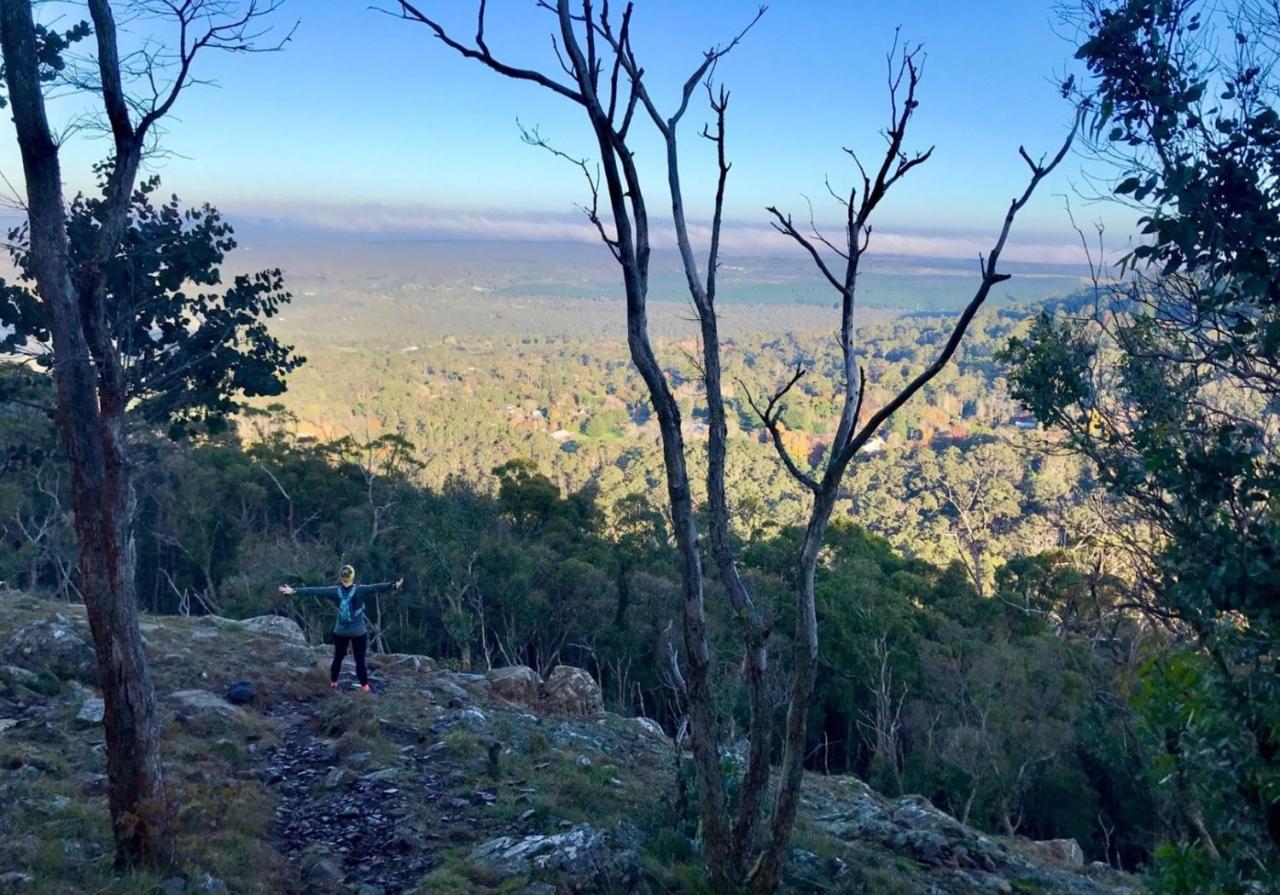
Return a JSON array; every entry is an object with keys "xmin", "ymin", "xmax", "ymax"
[{"xmin": 0, "ymin": 594, "xmax": 1140, "ymax": 895}]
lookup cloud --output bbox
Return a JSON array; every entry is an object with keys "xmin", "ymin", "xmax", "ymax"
[{"xmin": 235, "ymin": 201, "xmax": 1100, "ymax": 267}]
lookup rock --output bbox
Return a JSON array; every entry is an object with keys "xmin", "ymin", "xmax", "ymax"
[
  {"xmin": 158, "ymin": 878, "xmax": 187, "ymax": 895},
  {"xmin": 0, "ymin": 664, "xmax": 42, "ymax": 690},
  {"xmin": 236, "ymin": 615, "xmax": 307, "ymax": 644},
  {"xmin": 486, "ymin": 665, "xmax": 541, "ymax": 706},
  {"xmin": 302, "ymin": 857, "xmax": 344, "ymax": 894},
  {"xmin": 372, "ymin": 653, "xmax": 436, "ymax": 674},
  {"xmin": 355, "ymin": 886, "xmax": 384, "ymax": 895},
  {"xmin": 469, "ymin": 824, "xmax": 642, "ymax": 892},
  {"xmin": 323, "ymin": 767, "xmax": 348, "ymax": 789},
  {"xmin": 1032, "ymin": 838, "xmax": 1086, "ymax": 866},
  {"xmin": 224, "ymin": 680, "xmax": 255, "ymax": 705},
  {"xmin": 0, "ymin": 872, "xmax": 33, "ymax": 892},
  {"xmin": 629, "ymin": 716, "xmax": 667, "ymax": 740},
  {"xmin": 539, "ymin": 665, "xmax": 604, "ymax": 717},
  {"xmin": 75, "ymin": 697, "xmax": 104, "ymax": 725},
  {"xmin": 2, "ymin": 619, "xmax": 94, "ymax": 682},
  {"xmin": 784, "ymin": 848, "xmax": 850, "ymax": 893},
  {"xmin": 168, "ymin": 690, "xmax": 246, "ymax": 723},
  {"xmin": 0, "ymin": 718, "xmax": 18, "ymax": 735},
  {"xmin": 193, "ymin": 877, "xmax": 228, "ymax": 895}
]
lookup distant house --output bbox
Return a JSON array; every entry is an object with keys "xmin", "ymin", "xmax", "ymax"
[
  {"xmin": 861, "ymin": 436, "xmax": 886, "ymax": 455},
  {"xmin": 1012, "ymin": 413, "xmax": 1038, "ymax": 431}
]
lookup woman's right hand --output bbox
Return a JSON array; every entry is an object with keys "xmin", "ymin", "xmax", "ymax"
[{"xmin": 278, "ymin": 584, "xmax": 295, "ymax": 597}]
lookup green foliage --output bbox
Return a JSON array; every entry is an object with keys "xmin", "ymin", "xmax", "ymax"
[
  {"xmin": 0, "ymin": 179, "xmax": 303, "ymax": 437},
  {"xmin": 1003, "ymin": 0, "xmax": 1280, "ymax": 885}
]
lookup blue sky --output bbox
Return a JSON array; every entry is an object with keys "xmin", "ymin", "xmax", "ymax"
[{"xmin": 0, "ymin": 1, "xmax": 1132, "ymax": 263}]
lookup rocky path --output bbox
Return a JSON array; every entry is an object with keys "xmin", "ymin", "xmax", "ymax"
[{"xmin": 260, "ymin": 679, "xmax": 438, "ymax": 895}]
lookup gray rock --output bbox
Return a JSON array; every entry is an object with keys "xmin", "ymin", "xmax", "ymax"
[
  {"xmin": 2, "ymin": 619, "xmax": 94, "ymax": 682},
  {"xmin": 0, "ymin": 872, "xmax": 33, "ymax": 892},
  {"xmin": 76, "ymin": 697, "xmax": 104, "ymax": 725},
  {"xmin": 539, "ymin": 665, "xmax": 604, "ymax": 717},
  {"xmin": 1032, "ymin": 838, "xmax": 1086, "ymax": 866},
  {"xmin": 168, "ymin": 689, "xmax": 246, "ymax": 722},
  {"xmin": 629, "ymin": 716, "xmax": 667, "ymax": 740},
  {"xmin": 372, "ymin": 653, "xmax": 436, "ymax": 674},
  {"xmin": 237, "ymin": 615, "xmax": 307, "ymax": 644},
  {"xmin": 0, "ymin": 718, "xmax": 17, "ymax": 735},
  {"xmin": 302, "ymin": 856, "xmax": 344, "ymax": 894},
  {"xmin": 486, "ymin": 665, "xmax": 541, "ymax": 707},
  {"xmin": 470, "ymin": 824, "xmax": 642, "ymax": 892}
]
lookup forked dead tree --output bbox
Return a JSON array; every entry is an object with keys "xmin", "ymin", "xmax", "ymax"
[
  {"xmin": 392, "ymin": 2, "xmax": 1073, "ymax": 891},
  {"xmin": 0, "ymin": 0, "xmax": 289, "ymax": 867}
]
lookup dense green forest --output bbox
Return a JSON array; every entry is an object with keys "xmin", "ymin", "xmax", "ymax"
[{"xmin": 0, "ymin": 299, "xmax": 1176, "ymax": 876}]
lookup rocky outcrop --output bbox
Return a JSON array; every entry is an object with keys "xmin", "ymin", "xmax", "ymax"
[
  {"xmin": 236, "ymin": 615, "xmax": 307, "ymax": 644},
  {"xmin": 538, "ymin": 665, "xmax": 604, "ymax": 717},
  {"xmin": 486, "ymin": 665, "xmax": 542, "ymax": 706},
  {"xmin": 2, "ymin": 617, "xmax": 94, "ymax": 683},
  {"xmin": 469, "ymin": 824, "xmax": 643, "ymax": 893},
  {"xmin": 1032, "ymin": 838, "xmax": 1086, "ymax": 866},
  {"xmin": 806, "ymin": 777, "xmax": 1134, "ymax": 894}
]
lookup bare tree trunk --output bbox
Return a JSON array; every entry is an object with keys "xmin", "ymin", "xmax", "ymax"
[{"xmin": 0, "ymin": 0, "xmax": 172, "ymax": 866}]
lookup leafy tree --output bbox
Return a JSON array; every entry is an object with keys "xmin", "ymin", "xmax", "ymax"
[
  {"xmin": 1002, "ymin": 1, "xmax": 1280, "ymax": 887},
  {"xmin": 1, "ymin": 179, "xmax": 302, "ymax": 437}
]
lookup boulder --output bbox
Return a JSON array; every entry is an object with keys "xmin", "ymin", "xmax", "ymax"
[
  {"xmin": 469, "ymin": 824, "xmax": 642, "ymax": 892},
  {"xmin": 629, "ymin": 717, "xmax": 667, "ymax": 740},
  {"xmin": 168, "ymin": 690, "xmax": 246, "ymax": 723},
  {"xmin": 75, "ymin": 697, "xmax": 105, "ymax": 726},
  {"xmin": 538, "ymin": 665, "xmax": 604, "ymax": 717},
  {"xmin": 486, "ymin": 665, "xmax": 541, "ymax": 707},
  {"xmin": 0, "ymin": 872, "xmax": 33, "ymax": 893},
  {"xmin": 1032, "ymin": 838, "xmax": 1085, "ymax": 866},
  {"xmin": 2, "ymin": 619, "xmax": 94, "ymax": 682},
  {"xmin": 237, "ymin": 615, "xmax": 306, "ymax": 644}
]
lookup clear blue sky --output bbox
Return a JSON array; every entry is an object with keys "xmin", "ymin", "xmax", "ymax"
[{"xmin": 1, "ymin": 1, "xmax": 1129, "ymax": 262}]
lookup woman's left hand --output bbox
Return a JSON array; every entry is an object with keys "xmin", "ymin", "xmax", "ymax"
[{"xmin": 394, "ymin": 577, "xmax": 404, "ymax": 589}]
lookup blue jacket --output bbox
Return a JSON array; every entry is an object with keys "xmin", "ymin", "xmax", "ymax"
[{"xmin": 292, "ymin": 582, "xmax": 395, "ymax": 637}]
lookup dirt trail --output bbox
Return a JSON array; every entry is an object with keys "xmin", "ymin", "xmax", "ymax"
[{"xmin": 261, "ymin": 676, "xmax": 437, "ymax": 895}]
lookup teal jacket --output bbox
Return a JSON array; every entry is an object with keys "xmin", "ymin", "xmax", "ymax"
[{"xmin": 292, "ymin": 582, "xmax": 395, "ymax": 637}]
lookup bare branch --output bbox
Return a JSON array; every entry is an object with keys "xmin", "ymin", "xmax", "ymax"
[
  {"xmin": 741, "ymin": 367, "xmax": 820, "ymax": 492},
  {"xmin": 393, "ymin": 0, "xmax": 585, "ymax": 105}
]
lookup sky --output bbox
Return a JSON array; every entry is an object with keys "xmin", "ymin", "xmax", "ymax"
[{"xmin": 0, "ymin": 1, "xmax": 1136, "ymax": 265}]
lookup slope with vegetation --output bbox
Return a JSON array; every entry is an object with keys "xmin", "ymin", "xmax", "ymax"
[{"xmin": 0, "ymin": 591, "xmax": 1139, "ymax": 895}]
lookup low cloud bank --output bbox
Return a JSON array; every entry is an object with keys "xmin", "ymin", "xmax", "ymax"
[{"xmin": 234, "ymin": 202, "xmax": 1111, "ymax": 268}]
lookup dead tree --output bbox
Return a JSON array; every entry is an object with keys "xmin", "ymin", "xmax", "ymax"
[
  {"xmin": 392, "ymin": 3, "xmax": 1073, "ymax": 891},
  {"xmin": 749, "ymin": 48, "xmax": 1076, "ymax": 892},
  {"xmin": 0, "ymin": 0, "xmax": 289, "ymax": 867}
]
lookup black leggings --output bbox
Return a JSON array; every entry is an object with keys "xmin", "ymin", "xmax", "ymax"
[{"xmin": 331, "ymin": 634, "xmax": 369, "ymax": 685}]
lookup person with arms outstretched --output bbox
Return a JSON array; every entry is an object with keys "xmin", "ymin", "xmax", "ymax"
[{"xmin": 279, "ymin": 564, "xmax": 403, "ymax": 692}]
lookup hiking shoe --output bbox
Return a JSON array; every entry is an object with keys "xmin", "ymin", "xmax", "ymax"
[{"xmin": 360, "ymin": 684, "xmax": 372, "ymax": 693}]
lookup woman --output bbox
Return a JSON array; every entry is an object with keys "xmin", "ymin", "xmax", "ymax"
[{"xmin": 279, "ymin": 564, "xmax": 403, "ymax": 692}]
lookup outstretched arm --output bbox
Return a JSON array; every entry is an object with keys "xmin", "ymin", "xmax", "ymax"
[
  {"xmin": 278, "ymin": 585, "xmax": 341, "ymax": 604},
  {"xmin": 356, "ymin": 578, "xmax": 404, "ymax": 597}
]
